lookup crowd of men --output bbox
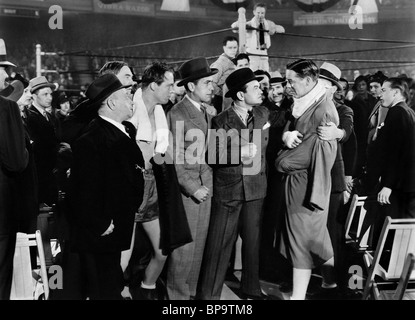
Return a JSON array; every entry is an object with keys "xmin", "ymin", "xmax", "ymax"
[{"xmin": 1, "ymin": 3, "xmax": 415, "ymax": 301}]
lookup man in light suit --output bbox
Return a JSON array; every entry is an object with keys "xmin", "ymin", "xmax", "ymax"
[
  {"xmin": 198, "ymin": 68, "xmax": 271, "ymax": 300},
  {"xmin": 166, "ymin": 57, "xmax": 217, "ymax": 300},
  {"xmin": 0, "ymin": 42, "xmax": 29, "ymax": 299},
  {"xmin": 67, "ymin": 74, "xmax": 144, "ymax": 299}
]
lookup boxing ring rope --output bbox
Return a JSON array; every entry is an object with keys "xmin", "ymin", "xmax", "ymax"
[{"xmin": 36, "ymin": 8, "xmax": 415, "ymax": 78}]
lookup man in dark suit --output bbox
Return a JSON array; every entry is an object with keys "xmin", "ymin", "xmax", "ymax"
[
  {"xmin": 317, "ymin": 62, "xmax": 357, "ymax": 298},
  {"xmin": 0, "ymin": 43, "xmax": 29, "ymax": 299},
  {"xmin": 67, "ymin": 74, "xmax": 145, "ymax": 299},
  {"xmin": 198, "ymin": 68, "xmax": 270, "ymax": 300},
  {"xmin": 166, "ymin": 57, "xmax": 217, "ymax": 300},
  {"xmin": 25, "ymin": 76, "xmax": 59, "ymax": 207}
]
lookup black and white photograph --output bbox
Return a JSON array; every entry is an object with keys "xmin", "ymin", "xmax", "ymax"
[{"xmin": 0, "ymin": 0, "xmax": 414, "ymax": 312}]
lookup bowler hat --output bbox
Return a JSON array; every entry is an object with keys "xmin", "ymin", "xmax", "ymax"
[
  {"xmin": 0, "ymin": 39, "xmax": 16, "ymax": 68},
  {"xmin": 319, "ymin": 62, "xmax": 342, "ymax": 90},
  {"xmin": 0, "ymin": 80, "xmax": 24, "ymax": 102},
  {"xmin": 270, "ymin": 71, "xmax": 287, "ymax": 85},
  {"xmin": 177, "ymin": 57, "xmax": 218, "ymax": 87},
  {"xmin": 225, "ymin": 67, "xmax": 264, "ymax": 98},
  {"xmin": 71, "ymin": 73, "xmax": 129, "ymax": 117},
  {"xmin": 29, "ymin": 76, "xmax": 56, "ymax": 94}
]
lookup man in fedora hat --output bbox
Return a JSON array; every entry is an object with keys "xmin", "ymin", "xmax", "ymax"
[
  {"xmin": 260, "ymin": 71, "xmax": 293, "ymax": 285},
  {"xmin": 0, "ymin": 39, "xmax": 29, "ymax": 300},
  {"xmin": 198, "ymin": 67, "xmax": 272, "ymax": 300},
  {"xmin": 67, "ymin": 73, "xmax": 145, "ymax": 299},
  {"xmin": 25, "ymin": 75, "xmax": 60, "ymax": 208},
  {"xmin": 165, "ymin": 57, "xmax": 217, "ymax": 300},
  {"xmin": 315, "ymin": 62, "xmax": 358, "ymax": 299}
]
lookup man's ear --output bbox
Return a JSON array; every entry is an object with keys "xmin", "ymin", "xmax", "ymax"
[
  {"xmin": 106, "ymin": 96, "xmax": 115, "ymax": 110},
  {"xmin": 236, "ymin": 91, "xmax": 244, "ymax": 101},
  {"xmin": 187, "ymin": 82, "xmax": 195, "ymax": 92},
  {"xmin": 149, "ymin": 82, "xmax": 157, "ymax": 92}
]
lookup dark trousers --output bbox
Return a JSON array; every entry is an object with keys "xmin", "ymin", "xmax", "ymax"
[
  {"xmin": 327, "ymin": 192, "xmax": 348, "ymax": 287},
  {"xmin": 0, "ymin": 233, "xmax": 17, "ymax": 300},
  {"xmin": 197, "ymin": 197, "xmax": 264, "ymax": 300},
  {"xmin": 79, "ymin": 251, "xmax": 124, "ymax": 300}
]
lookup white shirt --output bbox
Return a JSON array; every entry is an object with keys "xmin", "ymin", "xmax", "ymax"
[{"xmin": 99, "ymin": 115, "xmax": 130, "ymax": 138}]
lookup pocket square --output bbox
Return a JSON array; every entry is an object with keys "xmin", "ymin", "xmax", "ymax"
[{"xmin": 262, "ymin": 122, "xmax": 270, "ymax": 130}]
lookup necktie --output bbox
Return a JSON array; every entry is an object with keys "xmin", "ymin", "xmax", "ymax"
[
  {"xmin": 259, "ymin": 22, "xmax": 265, "ymax": 47},
  {"xmin": 122, "ymin": 121, "xmax": 137, "ymax": 141},
  {"xmin": 200, "ymin": 103, "xmax": 208, "ymax": 123},
  {"xmin": 247, "ymin": 110, "xmax": 254, "ymax": 142},
  {"xmin": 43, "ymin": 111, "xmax": 49, "ymax": 122}
]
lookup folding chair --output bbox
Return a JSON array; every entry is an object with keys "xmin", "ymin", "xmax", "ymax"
[
  {"xmin": 378, "ymin": 253, "xmax": 415, "ymax": 300},
  {"xmin": 10, "ymin": 231, "xmax": 49, "ymax": 300},
  {"xmin": 344, "ymin": 194, "xmax": 377, "ymax": 251},
  {"xmin": 362, "ymin": 217, "xmax": 415, "ymax": 300}
]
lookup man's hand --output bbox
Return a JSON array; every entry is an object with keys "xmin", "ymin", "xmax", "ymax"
[
  {"xmin": 101, "ymin": 220, "xmax": 114, "ymax": 236},
  {"xmin": 282, "ymin": 130, "xmax": 303, "ymax": 149},
  {"xmin": 241, "ymin": 143, "xmax": 257, "ymax": 159},
  {"xmin": 193, "ymin": 186, "xmax": 210, "ymax": 204},
  {"xmin": 317, "ymin": 122, "xmax": 344, "ymax": 141},
  {"xmin": 378, "ymin": 187, "xmax": 392, "ymax": 205}
]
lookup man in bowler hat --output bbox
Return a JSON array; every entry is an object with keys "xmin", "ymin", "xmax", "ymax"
[
  {"xmin": 0, "ymin": 39, "xmax": 29, "ymax": 299},
  {"xmin": 67, "ymin": 74, "xmax": 145, "ymax": 299},
  {"xmin": 198, "ymin": 68, "xmax": 271, "ymax": 300},
  {"xmin": 166, "ymin": 57, "xmax": 217, "ymax": 300}
]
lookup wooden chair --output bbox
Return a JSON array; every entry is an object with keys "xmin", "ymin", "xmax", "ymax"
[
  {"xmin": 378, "ymin": 253, "xmax": 415, "ymax": 300},
  {"xmin": 362, "ymin": 217, "xmax": 415, "ymax": 300},
  {"xmin": 10, "ymin": 231, "xmax": 49, "ymax": 300},
  {"xmin": 344, "ymin": 194, "xmax": 377, "ymax": 251}
]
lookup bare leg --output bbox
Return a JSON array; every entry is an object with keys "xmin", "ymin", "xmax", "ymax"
[
  {"xmin": 291, "ymin": 268, "xmax": 312, "ymax": 300},
  {"xmin": 141, "ymin": 218, "xmax": 168, "ymax": 286},
  {"xmin": 120, "ymin": 222, "xmax": 137, "ymax": 299}
]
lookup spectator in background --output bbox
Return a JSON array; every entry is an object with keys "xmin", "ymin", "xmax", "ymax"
[
  {"xmin": 162, "ymin": 70, "xmax": 185, "ymax": 114},
  {"xmin": 254, "ymin": 69, "xmax": 271, "ymax": 102},
  {"xmin": 26, "ymin": 76, "xmax": 59, "ymax": 208},
  {"xmin": 233, "ymin": 53, "xmax": 251, "ymax": 70},
  {"xmin": 210, "ymin": 35, "xmax": 238, "ymax": 114},
  {"xmin": 231, "ymin": 3, "xmax": 285, "ymax": 72}
]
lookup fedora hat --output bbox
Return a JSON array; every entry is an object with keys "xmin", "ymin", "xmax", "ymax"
[
  {"xmin": 225, "ymin": 67, "xmax": 264, "ymax": 98},
  {"xmin": 29, "ymin": 76, "xmax": 56, "ymax": 94},
  {"xmin": 319, "ymin": 62, "xmax": 342, "ymax": 90},
  {"xmin": 71, "ymin": 73, "xmax": 130, "ymax": 117},
  {"xmin": 0, "ymin": 80, "xmax": 24, "ymax": 102},
  {"xmin": 177, "ymin": 57, "xmax": 218, "ymax": 87},
  {"xmin": 270, "ymin": 71, "xmax": 287, "ymax": 85},
  {"xmin": 0, "ymin": 39, "xmax": 16, "ymax": 68}
]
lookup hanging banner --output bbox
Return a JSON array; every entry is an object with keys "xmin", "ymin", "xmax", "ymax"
[
  {"xmin": 93, "ymin": 0, "xmax": 155, "ymax": 16},
  {"xmin": 293, "ymin": 10, "xmax": 378, "ymax": 26},
  {"xmin": 161, "ymin": 0, "xmax": 190, "ymax": 12},
  {"xmin": 293, "ymin": 0, "xmax": 342, "ymax": 13},
  {"xmin": 210, "ymin": 0, "xmax": 252, "ymax": 12}
]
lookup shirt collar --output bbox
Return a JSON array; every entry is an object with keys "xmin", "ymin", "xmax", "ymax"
[
  {"xmin": 99, "ymin": 115, "xmax": 130, "ymax": 137},
  {"xmin": 185, "ymin": 95, "xmax": 202, "ymax": 111},
  {"xmin": 32, "ymin": 102, "xmax": 47, "ymax": 116}
]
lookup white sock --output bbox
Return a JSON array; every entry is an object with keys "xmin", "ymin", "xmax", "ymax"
[{"xmin": 141, "ymin": 281, "xmax": 156, "ymax": 290}]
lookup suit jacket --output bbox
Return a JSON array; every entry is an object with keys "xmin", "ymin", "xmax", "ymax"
[
  {"xmin": 373, "ymin": 101, "xmax": 415, "ymax": 192},
  {"xmin": 207, "ymin": 105, "xmax": 269, "ymax": 201},
  {"xmin": 67, "ymin": 117, "xmax": 145, "ymax": 253},
  {"xmin": 0, "ymin": 96, "xmax": 28, "ymax": 234},
  {"xmin": 167, "ymin": 96, "xmax": 213, "ymax": 197},
  {"xmin": 25, "ymin": 105, "xmax": 59, "ymax": 203}
]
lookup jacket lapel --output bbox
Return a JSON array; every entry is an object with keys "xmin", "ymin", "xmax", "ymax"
[{"xmin": 182, "ymin": 97, "xmax": 207, "ymax": 131}]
